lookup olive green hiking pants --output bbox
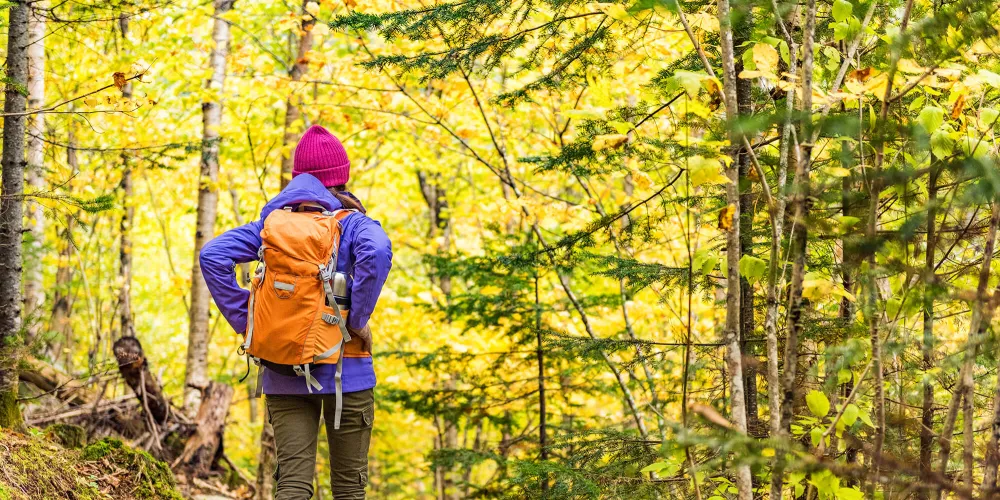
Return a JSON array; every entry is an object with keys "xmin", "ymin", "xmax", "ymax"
[{"xmin": 266, "ymin": 389, "xmax": 374, "ymax": 499}]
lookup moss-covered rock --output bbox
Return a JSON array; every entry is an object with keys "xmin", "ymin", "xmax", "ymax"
[
  {"xmin": 0, "ymin": 430, "xmax": 183, "ymax": 500},
  {"xmin": 44, "ymin": 423, "xmax": 86, "ymax": 449},
  {"xmin": 81, "ymin": 438, "xmax": 184, "ymax": 499}
]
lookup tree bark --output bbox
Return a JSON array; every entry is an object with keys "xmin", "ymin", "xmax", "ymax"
[
  {"xmin": 934, "ymin": 203, "xmax": 1000, "ymax": 498},
  {"xmin": 919, "ymin": 167, "xmax": 938, "ymax": 499},
  {"xmin": 716, "ymin": 0, "xmax": 752, "ymax": 496},
  {"xmin": 23, "ymin": 0, "xmax": 46, "ymax": 341},
  {"xmin": 0, "ymin": 0, "xmax": 31, "ymax": 430},
  {"xmin": 984, "ymin": 352, "xmax": 1000, "ymax": 493},
  {"xmin": 19, "ymin": 356, "xmax": 93, "ymax": 407},
  {"xmin": 774, "ymin": 0, "xmax": 817, "ymax": 492},
  {"xmin": 734, "ymin": 6, "xmax": 758, "ymax": 432},
  {"xmin": 185, "ymin": 0, "xmax": 234, "ymax": 414},
  {"xmin": 255, "ymin": 418, "xmax": 277, "ymax": 500},
  {"xmin": 113, "ymin": 336, "xmax": 170, "ymax": 424},
  {"xmin": 278, "ymin": 0, "xmax": 316, "ymax": 189},
  {"xmin": 177, "ymin": 381, "xmax": 234, "ymax": 476},
  {"xmin": 117, "ymin": 14, "xmax": 136, "ymax": 341}
]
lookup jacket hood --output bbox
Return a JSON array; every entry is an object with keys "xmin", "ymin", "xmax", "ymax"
[{"xmin": 261, "ymin": 173, "xmax": 343, "ymax": 220}]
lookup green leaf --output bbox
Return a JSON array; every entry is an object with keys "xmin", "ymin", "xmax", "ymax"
[
  {"xmin": 837, "ymin": 487, "xmax": 865, "ymax": 500},
  {"xmin": 810, "ymin": 426, "xmax": 823, "ymax": 447},
  {"xmin": 908, "ymin": 95, "xmax": 926, "ymax": 112},
  {"xmin": 640, "ymin": 461, "xmax": 669, "ymax": 473},
  {"xmin": 673, "ymin": 70, "xmax": 708, "ymax": 97},
  {"xmin": 837, "ymin": 368, "xmax": 853, "ymax": 384},
  {"xmin": 859, "ymin": 411, "xmax": 875, "ymax": 428},
  {"xmin": 917, "ymin": 106, "xmax": 944, "ymax": 133},
  {"xmin": 823, "ymin": 46, "xmax": 841, "ymax": 71},
  {"xmin": 930, "ymin": 126, "xmax": 955, "ymax": 159},
  {"xmin": 979, "ymin": 69, "xmax": 1000, "ymax": 88},
  {"xmin": 842, "ymin": 403, "xmax": 859, "ymax": 426},
  {"xmin": 701, "ymin": 255, "xmax": 718, "ymax": 276},
  {"xmin": 738, "ymin": 255, "xmax": 768, "ymax": 283},
  {"xmin": 961, "ymin": 135, "xmax": 989, "ymax": 158},
  {"xmin": 981, "ymin": 108, "xmax": 999, "ymax": 128},
  {"xmin": 806, "ymin": 390, "xmax": 831, "ymax": 418},
  {"xmin": 832, "ymin": 0, "xmax": 852, "ymax": 22},
  {"xmin": 778, "ymin": 40, "xmax": 790, "ymax": 65}
]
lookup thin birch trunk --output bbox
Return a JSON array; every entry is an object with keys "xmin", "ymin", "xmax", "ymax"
[
  {"xmin": 185, "ymin": 0, "xmax": 234, "ymax": 414},
  {"xmin": 765, "ymin": 13, "xmax": 797, "ymax": 499},
  {"xmin": 716, "ymin": 0, "xmax": 752, "ymax": 496},
  {"xmin": 278, "ymin": 0, "xmax": 316, "ymax": 189},
  {"xmin": 117, "ymin": 14, "xmax": 135, "ymax": 341},
  {"xmin": 961, "ymin": 383, "xmax": 974, "ymax": 487},
  {"xmin": 983, "ymin": 353, "xmax": 1000, "ymax": 493},
  {"xmin": 0, "ymin": 0, "xmax": 31, "ymax": 429},
  {"xmin": 776, "ymin": 0, "xmax": 818, "ymax": 492},
  {"xmin": 24, "ymin": 0, "xmax": 46, "ymax": 340},
  {"xmin": 934, "ymin": 203, "xmax": 1000, "ymax": 498},
  {"xmin": 868, "ymin": 0, "xmax": 914, "ymax": 479},
  {"xmin": 919, "ymin": 167, "xmax": 938, "ymax": 499}
]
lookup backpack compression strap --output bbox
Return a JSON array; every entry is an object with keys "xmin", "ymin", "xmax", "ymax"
[{"xmin": 316, "ymin": 209, "xmax": 357, "ymax": 429}]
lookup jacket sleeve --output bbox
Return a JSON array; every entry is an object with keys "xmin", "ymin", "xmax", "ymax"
[
  {"xmin": 348, "ymin": 218, "xmax": 393, "ymax": 330},
  {"xmin": 199, "ymin": 220, "xmax": 263, "ymax": 334}
]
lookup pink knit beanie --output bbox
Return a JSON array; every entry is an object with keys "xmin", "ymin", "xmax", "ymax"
[{"xmin": 292, "ymin": 125, "xmax": 350, "ymax": 187}]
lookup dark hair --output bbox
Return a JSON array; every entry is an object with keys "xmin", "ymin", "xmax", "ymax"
[{"xmin": 328, "ymin": 185, "xmax": 366, "ymax": 214}]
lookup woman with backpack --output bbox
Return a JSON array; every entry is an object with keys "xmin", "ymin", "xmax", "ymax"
[{"xmin": 200, "ymin": 125, "xmax": 392, "ymax": 500}]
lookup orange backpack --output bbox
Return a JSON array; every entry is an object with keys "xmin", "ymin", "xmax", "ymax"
[{"xmin": 241, "ymin": 207, "xmax": 354, "ymax": 428}]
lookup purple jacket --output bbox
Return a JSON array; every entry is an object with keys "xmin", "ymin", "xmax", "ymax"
[{"xmin": 199, "ymin": 173, "xmax": 392, "ymax": 394}]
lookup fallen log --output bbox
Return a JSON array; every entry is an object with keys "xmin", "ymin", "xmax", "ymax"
[
  {"xmin": 19, "ymin": 356, "xmax": 95, "ymax": 406},
  {"xmin": 113, "ymin": 336, "xmax": 171, "ymax": 424},
  {"xmin": 174, "ymin": 381, "xmax": 234, "ymax": 475}
]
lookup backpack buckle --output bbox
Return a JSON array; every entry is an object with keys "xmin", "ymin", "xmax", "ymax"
[{"xmin": 322, "ymin": 313, "xmax": 339, "ymax": 325}]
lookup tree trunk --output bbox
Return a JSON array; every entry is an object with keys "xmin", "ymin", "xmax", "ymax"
[
  {"xmin": 48, "ymin": 113, "xmax": 79, "ymax": 372},
  {"xmin": 113, "ymin": 336, "xmax": 170, "ymax": 424},
  {"xmin": 766, "ymin": 7, "xmax": 798, "ymax": 499},
  {"xmin": 0, "ymin": 0, "xmax": 31, "ymax": 430},
  {"xmin": 934, "ymin": 203, "xmax": 1000, "ymax": 498},
  {"xmin": 919, "ymin": 167, "xmax": 938, "ymax": 499},
  {"xmin": 735, "ymin": 14, "xmax": 757, "ymax": 432},
  {"xmin": 177, "ymin": 381, "xmax": 234, "ymax": 476},
  {"xmin": 185, "ymin": 0, "xmax": 234, "ymax": 414},
  {"xmin": 19, "ymin": 356, "xmax": 94, "ymax": 407},
  {"xmin": 23, "ymin": 0, "xmax": 46, "ymax": 341},
  {"xmin": 961, "ymin": 383, "xmax": 974, "ymax": 487},
  {"xmin": 255, "ymin": 417, "xmax": 277, "ymax": 500},
  {"xmin": 983, "ymin": 352, "xmax": 1000, "ymax": 493},
  {"xmin": 278, "ymin": 0, "xmax": 316, "ymax": 189},
  {"xmin": 774, "ymin": 0, "xmax": 817, "ymax": 493},
  {"xmin": 117, "ymin": 14, "xmax": 136, "ymax": 341},
  {"xmin": 716, "ymin": 0, "xmax": 752, "ymax": 496}
]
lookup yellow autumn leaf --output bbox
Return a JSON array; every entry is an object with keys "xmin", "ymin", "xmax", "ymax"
[
  {"xmin": 687, "ymin": 155, "xmax": 730, "ymax": 187},
  {"xmin": 305, "ymin": 1, "xmax": 320, "ymax": 15},
  {"xmin": 753, "ymin": 43, "xmax": 779, "ymax": 77},
  {"xmin": 897, "ymin": 59, "xmax": 925, "ymax": 74},
  {"xmin": 597, "ymin": 3, "xmax": 630, "ymax": 21},
  {"xmin": 592, "ymin": 134, "xmax": 629, "ymax": 151}
]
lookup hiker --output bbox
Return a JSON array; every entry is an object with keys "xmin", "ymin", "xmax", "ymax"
[{"xmin": 200, "ymin": 125, "xmax": 392, "ymax": 500}]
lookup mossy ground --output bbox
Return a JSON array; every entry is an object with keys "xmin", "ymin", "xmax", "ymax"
[{"xmin": 0, "ymin": 430, "xmax": 184, "ymax": 499}]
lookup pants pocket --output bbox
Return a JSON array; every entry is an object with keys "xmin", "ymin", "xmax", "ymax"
[{"xmin": 362, "ymin": 404, "xmax": 374, "ymax": 428}]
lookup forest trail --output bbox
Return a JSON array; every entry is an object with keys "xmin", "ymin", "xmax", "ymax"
[{"xmin": 1, "ymin": 0, "xmax": 1000, "ymax": 498}]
